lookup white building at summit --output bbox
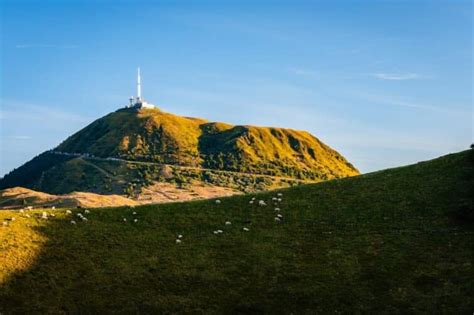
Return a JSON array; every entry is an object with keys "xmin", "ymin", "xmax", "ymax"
[{"xmin": 128, "ymin": 68, "xmax": 155, "ymax": 109}]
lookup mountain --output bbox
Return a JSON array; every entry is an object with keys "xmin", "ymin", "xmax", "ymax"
[
  {"xmin": 0, "ymin": 149, "xmax": 472, "ymax": 313},
  {"xmin": 0, "ymin": 107, "xmax": 358, "ymax": 196},
  {"xmin": 56, "ymin": 107, "xmax": 358, "ymax": 178}
]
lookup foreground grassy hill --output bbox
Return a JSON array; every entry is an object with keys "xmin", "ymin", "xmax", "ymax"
[{"xmin": 0, "ymin": 149, "xmax": 472, "ymax": 313}]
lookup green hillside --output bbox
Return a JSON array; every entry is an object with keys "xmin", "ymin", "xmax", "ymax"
[
  {"xmin": 0, "ymin": 149, "xmax": 472, "ymax": 313},
  {"xmin": 0, "ymin": 107, "xmax": 358, "ymax": 195},
  {"xmin": 55, "ymin": 108, "xmax": 358, "ymax": 179}
]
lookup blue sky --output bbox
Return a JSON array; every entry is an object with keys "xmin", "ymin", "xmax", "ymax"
[{"xmin": 1, "ymin": 0, "xmax": 472, "ymax": 176}]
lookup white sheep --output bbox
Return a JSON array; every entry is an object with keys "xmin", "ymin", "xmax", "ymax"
[
  {"xmin": 258, "ymin": 200, "xmax": 266, "ymax": 206},
  {"xmin": 84, "ymin": 209, "xmax": 90, "ymax": 214},
  {"xmin": 10, "ymin": 217, "xmax": 16, "ymax": 221},
  {"xmin": 19, "ymin": 209, "xmax": 24, "ymax": 213},
  {"xmin": 132, "ymin": 211, "xmax": 137, "ymax": 215},
  {"xmin": 251, "ymin": 197, "xmax": 256, "ymax": 201},
  {"xmin": 123, "ymin": 218, "xmax": 127, "ymax": 222},
  {"xmin": 2, "ymin": 221, "xmax": 8, "ymax": 226},
  {"xmin": 213, "ymin": 231, "xmax": 219, "ymax": 235},
  {"xmin": 277, "ymin": 193, "xmax": 283, "ymax": 197},
  {"xmin": 243, "ymin": 227, "xmax": 250, "ymax": 232},
  {"xmin": 277, "ymin": 198, "xmax": 282, "ymax": 202},
  {"xmin": 25, "ymin": 214, "xmax": 31, "ymax": 218},
  {"xmin": 177, "ymin": 234, "xmax": 183, "ymax": 239},
  {"xmin": 70, "ymin": 220, "xmax": 76, "ymax": 225},
  {"xmin": 176, "ymin": 239, "xmax": 182, "ymax": 244},
  {"xmin": 134, "ymin": 219, "xmax": 138, "ymax": 223},
  {"xmin": 51, "ymin": 206, "xmax": 56, "ymax": 210},
  {"xmin": 274, "ymin": 217, "xmax": 281, "ymax": 222},
  {"xmin": 81, "ymin": 217, "xmax": 88, "ymax": 221},
  {"xmin": 225, "ymin": 221, "xmax": 231, "ymax": 225},
  {"xmin": 217, "ymin": 229, "xmax": 223, "ymax": 234},
  {"xmin": 215, "ymin": 200, "xmax": 221, "ymax": 204},
  {"xmin": 66, "ymin": 210, "xmax": 72, "ymax": 214},
  {"xmin": 274, "ymin": 207, "xmax": 280, "ymax": 211},
  {"xmin": 41, "ymin": 212, "xmax": 48, "ymax": 219},
  {"xmin": 249, "ymin": 200, "xmax": 254, "ymax": 204},
  {"xmin": 272, "ymin": 197, "xmax": 277, "ymax": 201},
  {"xmin": 277, "ymin": 214, "xmax": 283, "ymax": 218}
]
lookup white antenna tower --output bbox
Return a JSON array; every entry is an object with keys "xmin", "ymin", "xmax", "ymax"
[{"xmin": 137, "ymin": 67, "xmax": 141, "ymax": 100}]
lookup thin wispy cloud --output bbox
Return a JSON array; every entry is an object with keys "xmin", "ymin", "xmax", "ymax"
[
  {"xmin": 0, "ymin": 99, "xmax": 93, "ymax": 126},
  {"xmin": 370, "ymin": 72, "xmax": 429, "ymax": 81},
  {"xmin": 9, "ymin": 135, "xmax": 32, "ymax": 140},
  {"xmin": 360, "ymin": 94, "xmax": 468, "ymax": 115},
  {"xmin": 385, "ymin": 100, "xmax": 445, "ymax": 112},
  {"xmin": 15, "ymin": 44, "xmax": 79, "ymax": 49},
  {"xmin": 289, "ymin": 68, "xmax": 319, "ymax": 79}
]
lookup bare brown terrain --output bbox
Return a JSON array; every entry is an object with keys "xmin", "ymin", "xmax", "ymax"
[
  {"xmin": 0, "ymin": 183, "xmax": 242, "ymax": 210},
  {"xmin": 137, "ymin": 182, "xmax": 241, "ymax": 203},
  {"xmin": 0, "ymin": 187, "xmax": 138, "ymax": 209}
]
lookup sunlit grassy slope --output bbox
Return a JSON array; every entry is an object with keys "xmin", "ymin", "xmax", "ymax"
[
  {"xmin": 0, "ymin": 150, "xmax": 472, "ymax": 313},
  {"xmin": 56, "ymin": 108, "xmax": 358, "ymax": 179},
  {"xmin": 0, "ymin": 107, "xmax": 358, "ymax": 195}
]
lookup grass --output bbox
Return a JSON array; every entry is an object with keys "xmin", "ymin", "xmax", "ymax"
[
  {"xmin": 0, "ymin": 107, "xmax": 359, "ymax": 195},
  {"xmin": 0, "ymin": 149, "xmax": 472, "ymax": 313}
]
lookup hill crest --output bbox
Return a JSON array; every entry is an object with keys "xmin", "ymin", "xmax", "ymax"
[
  {"xmin": 0, "ymin": 107, "xmax": 358, "ymax": 195},
  {"xmin": 56, "ymin": 107, "xmax": 358, "ymax": 179}
]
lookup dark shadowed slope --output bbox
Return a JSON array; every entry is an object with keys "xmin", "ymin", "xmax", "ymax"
[{"xmin": 0, "ymin": 149, "xmax": 472, "ymax": 313}]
